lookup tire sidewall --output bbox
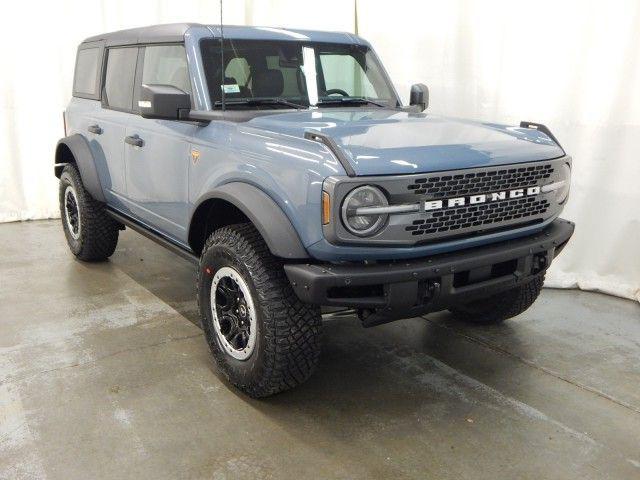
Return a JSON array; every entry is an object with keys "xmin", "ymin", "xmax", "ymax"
[
  {"xmin": 198, "ymin": 240, "xmax": 268, "ymax": 388},
  {"xmin": 59, "ymin": 168, "xmax": 84, "ymax": 255}
]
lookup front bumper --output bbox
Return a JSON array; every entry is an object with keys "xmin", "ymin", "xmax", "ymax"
[{"xmin": 285, "ymin": 218, "xmax": 574, "ymax": 322}]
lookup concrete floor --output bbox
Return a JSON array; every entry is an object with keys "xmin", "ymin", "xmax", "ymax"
[{"xmin": 1, "ymin": 220, "xmax": 639, "ymax": 480}]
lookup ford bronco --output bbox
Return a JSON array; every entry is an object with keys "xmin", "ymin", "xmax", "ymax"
[{"xmin": 55, "ymin": 23, "xmax": 574, "ymax": 397}]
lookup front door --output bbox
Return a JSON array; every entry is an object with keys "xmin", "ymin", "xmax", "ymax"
[{"xmin": 124, "ymin": 44, "xmax": 196, "ymax": 242}]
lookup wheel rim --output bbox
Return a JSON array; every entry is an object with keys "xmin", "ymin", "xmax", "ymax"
[
  {"xmin": 64, "ymin": 185, "xmax": 81, "ymax": 240},
  {"xmin": 210, "ymin": 266, "xmax": 257, "ymax": 360}
]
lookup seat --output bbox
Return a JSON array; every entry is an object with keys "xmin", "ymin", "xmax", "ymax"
[{"xmin": 252, "ymin": 69, "xmax": 284, "ymax": 98}]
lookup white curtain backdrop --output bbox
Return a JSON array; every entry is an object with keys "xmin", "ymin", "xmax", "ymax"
[
  {"xmin": 357, "ymin": 0, "xmax": 640, "ymax": 302},
  {"xmin": 1, "ymin": 0, "xmax": 638, "ymax": 302}
]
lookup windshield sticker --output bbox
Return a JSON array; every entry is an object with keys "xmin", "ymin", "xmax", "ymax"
[{"xmin": 221, "ymin": 84, "xmax": 240, "ymax": 94}]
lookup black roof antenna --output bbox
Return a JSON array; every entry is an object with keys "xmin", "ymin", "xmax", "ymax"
[{"xmin": 220, "ymin": 0, "xmax": 225, "ymax": 111}]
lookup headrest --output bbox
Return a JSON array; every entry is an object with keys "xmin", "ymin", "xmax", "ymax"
[{"xmin": 252, "ymin": 69, "xmax": 284, "ymax": 98}]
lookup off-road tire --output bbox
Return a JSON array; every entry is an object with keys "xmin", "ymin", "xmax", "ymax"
[
  {"xmin": 449, "ymin": 275, "xmax": 544, "ymax": 324},
  {"xmin": 59, "ymin": 164, "xmax": 119, "ymax": 261},
  {"xmin": 197, "ymin": 223, "xmax": 322, "ymax": 397}
]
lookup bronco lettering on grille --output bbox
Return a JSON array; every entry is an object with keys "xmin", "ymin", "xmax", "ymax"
[{"xmin": 424, "ymin": 186, "xmax": 541, "ymax": 211}]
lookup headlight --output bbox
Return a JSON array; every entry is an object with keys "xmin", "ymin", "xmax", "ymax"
[
  {"xmin": 542, "ymin": 162, "xmax": 571, "ymax": 204},
  {"xmin": 557, "ymin": 163, "xmax": 571, "ymax": 204},
  {"xmin": 341, "ymin": 185, "xmax": 389, "ymax": 236}
]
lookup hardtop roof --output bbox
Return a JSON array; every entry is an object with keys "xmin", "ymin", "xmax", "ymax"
[{"xmin": 81, "ymin": 23, "xmax": 368, "ymax": 47}]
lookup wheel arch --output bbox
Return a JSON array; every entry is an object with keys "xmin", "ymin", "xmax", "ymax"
[
  {"xmin": 54, "ymin": 134, "xmax": 105, "ymax": 203},
  {"xmin": 189, "ymin": 183, "xmax": 309, "ymax": 260}
]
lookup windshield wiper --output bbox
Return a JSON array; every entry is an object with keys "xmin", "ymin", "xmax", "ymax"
[
  {"xmin": 213, "ymin": 98, "xmax": 306, "ymax": 109},
  {"xmin": 317, "ymin": 97, "xmax": 389, "ymax": 108}
]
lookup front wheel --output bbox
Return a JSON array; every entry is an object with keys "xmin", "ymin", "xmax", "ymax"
[
  {"xmin": 449, "ymin": 275, "xmax": 544, "ymax": 324},
  {"xmin": 197, "ymin": 223, "xmax": 321, "ymax": 397}
]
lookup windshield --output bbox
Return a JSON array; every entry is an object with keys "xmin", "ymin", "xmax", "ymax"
[{"xmin": 200, "ymin": 39, "xmax": 398, "ymax": 109}]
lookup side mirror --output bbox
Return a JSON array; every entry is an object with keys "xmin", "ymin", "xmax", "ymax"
[
  {"xmin": 409, "ymin": 83, "xmax": 429, "ymax": 112},
  {"xmin": 139, "ymin": 84, "xmax": 191, "ymax": 120}
]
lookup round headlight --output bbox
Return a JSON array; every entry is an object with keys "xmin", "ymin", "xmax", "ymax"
[
  {"xmin": 557, "ymin": 163, "xmax": 571, "ymax": 204},
  {"xmin": 341, "ymin": 185, "xmax": 389, "ymax": 236}
]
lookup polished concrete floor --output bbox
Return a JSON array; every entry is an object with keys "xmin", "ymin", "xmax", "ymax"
[{"xmin": 1, "ymin": 220, "xmax": 639, "ymax": 480}]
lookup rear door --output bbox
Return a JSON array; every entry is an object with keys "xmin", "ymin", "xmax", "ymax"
[
  {"xmin": 88, "ymin": 46, "xmax": 139, "ymax": 207},
  {"xmin": 124, "ymin": 44, "xmax": 196, "ymax": 242}
]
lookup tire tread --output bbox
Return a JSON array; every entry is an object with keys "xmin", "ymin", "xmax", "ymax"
[
  {"xmin": 59, "ymin": 164, "xmax": 119, "ymax": 261},
  {"xmin": 197, "ymin": 223, "xmax": 321, "ymax": 397}
]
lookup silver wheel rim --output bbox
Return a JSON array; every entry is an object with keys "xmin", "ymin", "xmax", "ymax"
[
  {"xmin": 210, "ymin": 266, "xmax": 257, "ymax": 360},
  {"xmin": 64, "ymin": 185, "xmax": 81, "ymax": 240}
]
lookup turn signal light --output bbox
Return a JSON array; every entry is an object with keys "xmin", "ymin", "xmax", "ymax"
[{"xmin": 322, "ymin": 191, "xmax": 331, "ymax": 225}]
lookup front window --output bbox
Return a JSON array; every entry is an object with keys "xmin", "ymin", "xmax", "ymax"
[
  {"xmin": 142, "ymin": 45, "xmax": 191, "ymax": 94},
  {"xmin": 200, "ymin": 39, "xmax": 397, "ymax": 109}
]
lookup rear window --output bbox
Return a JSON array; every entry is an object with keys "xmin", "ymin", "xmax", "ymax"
[
  {"xmin": 73, "ymin": 48, "xmax": 101, "ymax": 97},
  {"xmin": 103, "ymin": 47, "xmax": 138, "ymax": 111}
]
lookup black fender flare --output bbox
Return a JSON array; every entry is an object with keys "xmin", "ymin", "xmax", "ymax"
[
  {"xmin": 191, "ymin": 183, "xmax": 309, "ymax": 259},
  {"xmin": 54, "ymin": 134, "xmax": 105, "ymax": 202}
]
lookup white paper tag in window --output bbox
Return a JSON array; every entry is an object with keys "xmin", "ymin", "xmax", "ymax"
[{"xmin": 221, "ymin": 84, "xmax": 240, "ymax": 94}]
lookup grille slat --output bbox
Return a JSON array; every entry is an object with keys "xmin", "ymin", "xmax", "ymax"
[
  {"xmin": 403, "ymin": 163, "xmax": 555, "ymax": 238},
  {"xmin": 406, "ymin": 197, "xmax": 550, "ymax": 236},
  {"xmin": 408, "ymin": 164, "xmax": 553, "ymax": 199}
]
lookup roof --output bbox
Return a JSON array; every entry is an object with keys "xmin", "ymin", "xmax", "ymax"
[{"xmin": 81, "ymin": 23, "xmax": 368, "ymax": 47}]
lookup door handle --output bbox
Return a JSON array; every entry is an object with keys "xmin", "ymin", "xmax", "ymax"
[
  {"xmin": 88, "ymin": 124, "xmax": 102, "ymax": 135},
  {"xmin": 124, "ymin": 134, "xmax": 144, "ymax": 147}
]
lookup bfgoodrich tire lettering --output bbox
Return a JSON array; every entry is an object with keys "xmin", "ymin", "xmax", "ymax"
[
  {"xmin": 59, "ymin": 164, "xmax": 120, "ymax": 261},
  {"xmin": 449, "ymin": 275, "xmax": 544, "ymax": 324},
  {"xmin": 197, "ymin": 223, "xmax": 321, "ymax": 397}
]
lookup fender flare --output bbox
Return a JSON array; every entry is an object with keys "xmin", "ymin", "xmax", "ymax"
[
  {"xmin": 191, "ymin": 183, "xmax": 309, "ymax": 259},
  {"xmin": 54, "ymin": 134, "xmax": 105, "ymax": 202}
]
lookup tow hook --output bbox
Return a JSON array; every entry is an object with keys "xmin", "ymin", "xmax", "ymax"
[{"xmin": 532, "ymin": 253, "xmax": 548, "ymax": 274}]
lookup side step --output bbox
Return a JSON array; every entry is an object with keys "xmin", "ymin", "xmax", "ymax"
[{"xmin": 106, "ymin": 208, "xmax": 199, "ymax": 264}]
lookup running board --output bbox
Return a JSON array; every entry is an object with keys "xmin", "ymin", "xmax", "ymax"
[{"xmin": 106, "ymin": 208, "xmax": 199, "ymax": 264}]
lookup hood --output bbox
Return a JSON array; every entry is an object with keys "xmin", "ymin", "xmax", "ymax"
[{"xmin": 246, "ymin": 109, "xmax": 564, "ymax": 176}]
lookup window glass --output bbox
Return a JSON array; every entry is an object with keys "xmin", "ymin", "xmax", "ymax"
[
  {"xmin": 319, "ymin": 54, "xmax": 377, "ymax": 98},
  {"xmin": 225, "ymin": 57, "xmax": 250, "ymax": 87},
  {"xmin": 199, "ymin": 39, "xmax": 396, "ymax": 109},
  {"xmin": 142, "ymin": 45, "xmax": 191, "ymax": 94},
  {"xmin": 73, "ymin": 48, "xmax": 100, "ymax": 96},
  {"xmin": 104, "ymin": 47, "xmax": 138, "ymax": 110},
  {"xmin": 265, "ymin": 55, "xmax": 303, "ymax": 97},
  {"xmin": 201, "ymin": 39, "xmax": 307, "ymax": 107}
]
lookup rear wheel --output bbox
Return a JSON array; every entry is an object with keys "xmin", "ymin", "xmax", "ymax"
[
  {"xmin": 59, "ymin": 164, "xmax": 120, "ymax": 261},
  {"xmin": 449, "ymin": 275, "xmax": 544, "ymax": 324},
  {"xmin": 197, "ymin": 223, "xmax": 321, "ymax": 397}
]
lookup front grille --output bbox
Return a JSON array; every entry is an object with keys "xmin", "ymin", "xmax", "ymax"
[
  {"xmin": 407, "ymin": 164, "xmax": 554, "ymax": 197},
  {"xmin": 405, "ymin": 196, "xmax": 550, "ymax": 237},
  {"xmin": 323, "ymin": 157, "xmax": 566, "ymax": 246}
]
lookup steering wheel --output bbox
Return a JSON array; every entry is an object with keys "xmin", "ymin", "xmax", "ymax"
[{"xmin": 325, "ymin": 88, "xmax": 349, "ymax": 97}]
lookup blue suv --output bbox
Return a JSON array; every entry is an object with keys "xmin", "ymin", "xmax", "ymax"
[{"xmin": 55, "ymin": 23, "xmax": 574, "ymax": 396}]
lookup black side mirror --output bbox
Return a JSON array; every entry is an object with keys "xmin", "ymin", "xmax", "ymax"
[
  {"xmin": 409, "ymin": 83, "xmax": 429, "ymax": 112},
  {"xmin": 139, "ymin": 84, "xmax": 191, "ymax": 120}
]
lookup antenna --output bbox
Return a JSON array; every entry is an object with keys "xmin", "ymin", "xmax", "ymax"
[{"xmin": 220, "ymin": 0, "xmax": 225, "ymax": 111}]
